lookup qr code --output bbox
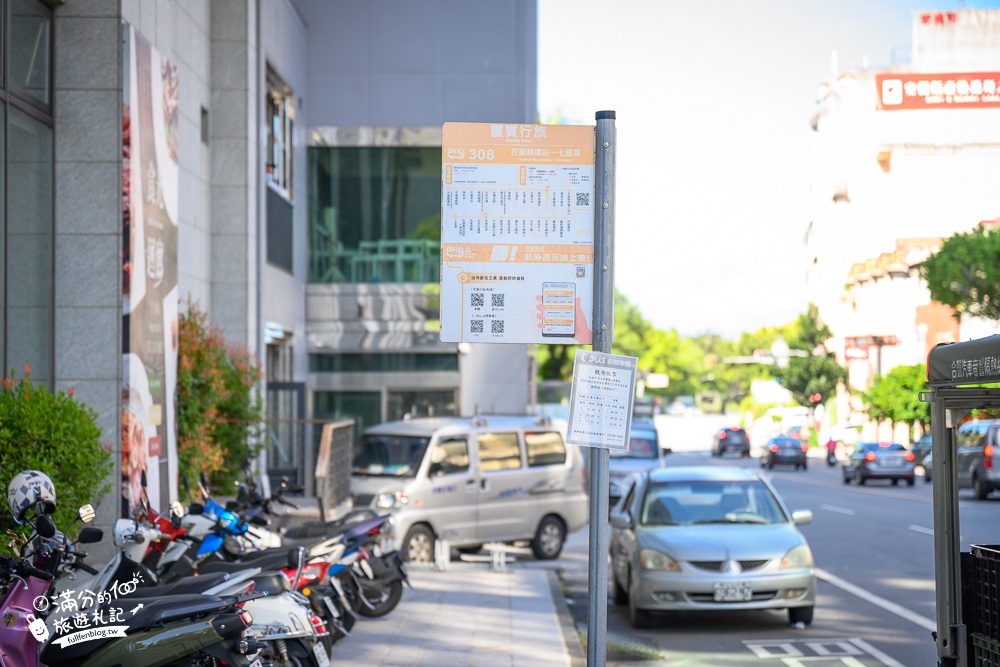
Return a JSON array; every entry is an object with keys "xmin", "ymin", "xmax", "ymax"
[
  {"xmin": 471, "ymin": 293, "xmax": 485, "ymax": 307},
  {"xmin": 492, "ymin": 293, "xmax": 504, "ymax": 307},
  {"xmin": 471, "ymin": 320, "xmax": 484, "ymax": 333},
  {"xmin": 576, "ymin": 192, "xmax": 590, "ymax": 206},
  {"xmin": 491, "ymin": 320, "xmax": 505, "ymax": 334}
]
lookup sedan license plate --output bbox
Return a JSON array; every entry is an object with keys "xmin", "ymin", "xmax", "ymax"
[
  {"xmin": 882, "ymin": 456, "xmax": 903, "ymax": 467},
  {"xmin": 714, "ymin": 582, "xmax": 752, "ymax": 602},
  {"xmin": 313, "ymin": 642, "xmax": 331, "ymax": 667}
]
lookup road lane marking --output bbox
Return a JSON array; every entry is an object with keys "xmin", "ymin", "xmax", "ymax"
[
  {"xmin": 908, "ymin": 524, "xmax": 934, "ymax": 536},
  {"xmin": 821, "ymin": 504, "xmax": 856, "ymax": 516},
  {"xmin": 816, "ymin": 568, "xmax": 936, "ymax": 632},
  {"xmin": 849, "ymin": 638, "xmax": 909, "ymax": 667}
]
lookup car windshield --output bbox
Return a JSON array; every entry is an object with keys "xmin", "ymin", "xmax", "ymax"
[
  {"xmin": 352, "ymin": 434, "xmax": 431, "ymax": 477},
  {"xmin": 610, "ymin": 435, "xmax": 658, "ymax": 459},
  {"xmin": 771, "ymin": 438, "xmax": 800, "ymax": 449},
  {"xmin": 640, "ymin": 479, "xmax": 787, "ymax": 526}
]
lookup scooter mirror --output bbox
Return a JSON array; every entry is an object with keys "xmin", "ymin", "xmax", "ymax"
[
  {"xmin": 171, "ymin": 500, "xmax": 185, "ymax": 518},
  {"xmin": 287, "ymin": 546, "xmax": 306, "ymax": 570},
  {"xmin": 36, "ymin": 514, "xmax": 56, "ymax": 539},
  {"xmin": 78, "ymin": 526, "xmax": 104, "ymax": 544},
  {"xmin": 141, "ymin": 469, "xmax": 147, "ymax": 488},
  {"xmin": 78, "ymin": 504, "xmax": 96, "ymax": 524}
]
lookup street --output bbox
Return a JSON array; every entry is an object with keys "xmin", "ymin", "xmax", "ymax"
[{"xmin": 548, "ymin": 415, "xmax": 1000, "ymax": 666}]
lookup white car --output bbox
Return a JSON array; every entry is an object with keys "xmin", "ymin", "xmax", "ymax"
[{"xmin": 610, "ymin": 466, "xmax": 815, "ymax": 628}]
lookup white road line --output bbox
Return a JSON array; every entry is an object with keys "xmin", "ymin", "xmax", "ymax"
[
  {"xmin": 908, "ymin": 524, "xmax": 934, "ymax": 536},
  {"xmin": 816, "ymin": 567, "xmax": 936, "ymax": 632},
  {"xmin": 821, "ymin": 504, "xmax": 856, "ymax": 516},
  {"xmin": 849, "ymin": 637, "xmax": 910, "ymax": 667}
]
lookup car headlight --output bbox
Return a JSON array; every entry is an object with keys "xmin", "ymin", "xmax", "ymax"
[
  {"xmin": 375, "ymin": 490, "xmax": 408, "ymax": 510},
  {"xmin": 639, "ymin": 549, "xmax": 680, "ymax": 571},
  {"xmin": 779, "ymin": 544, "xmax": 813, "ymax": 570}
]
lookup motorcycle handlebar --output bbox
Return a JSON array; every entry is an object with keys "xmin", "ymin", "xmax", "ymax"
[{"xmin": 21, "ymin": 563, "xmax": 54, "ymax": 581}]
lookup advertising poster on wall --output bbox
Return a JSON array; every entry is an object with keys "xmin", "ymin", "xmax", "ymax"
[
  {"xmin": 440, "ymin": 122, "xmax": 595, "ymax": 344},
  {"xmin": 122, "ymin": 25, "xmax": 179, "ymax": 515}
]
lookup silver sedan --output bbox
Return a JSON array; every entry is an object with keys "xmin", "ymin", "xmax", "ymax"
[{"xmin": 609, "ymin": 466, "xmax": 815, "ymax": 628}]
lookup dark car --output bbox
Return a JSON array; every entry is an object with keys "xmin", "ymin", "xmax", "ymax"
[
  {"xmin": 910, "ymin": 433, "xmax": 932, "ymax": 470},
  {"xmin": 609, "ymin": 417, "xmax": 666, "ymax": 509},
  {"xmin": 842, "ymin": 441, "xmax": 916, "ymax": 486},
  {"xmin": 713, "ymin": 426, "xmax": 751, "ymax": 457},
  {"xmin": 759, "ymin": 436, "xmax": 808, "ymax": 471},
  {"xmin": 952, "ymin": 420, "xmax": 1000, "ymax": 498}
]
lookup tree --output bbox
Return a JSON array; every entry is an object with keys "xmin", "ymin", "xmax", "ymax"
[
  {"xmin": 861, "ymin": 364, "xmax": 931, "ymax": 441},
  {"xmin": 775, "ymin": 304, "xmax": 847, "ymax": 409},
  {"xmin": 920, "ymin": 224, "xmax": 1000, "ymax": 321}
]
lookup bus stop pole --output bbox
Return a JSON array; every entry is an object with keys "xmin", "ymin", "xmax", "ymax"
[{"xmin": 587, "ymin": 110, "xmax": 616, "ymax": 667}]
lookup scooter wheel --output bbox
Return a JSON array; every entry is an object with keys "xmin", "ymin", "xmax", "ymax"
[{"xmin": 356, "ymin": 579, "xmax": 404, "ymax": 618}]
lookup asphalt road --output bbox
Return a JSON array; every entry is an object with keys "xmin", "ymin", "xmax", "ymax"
[{"xmin": 550, "ymin": 436, "xmax": 1000, "ymax": 667}]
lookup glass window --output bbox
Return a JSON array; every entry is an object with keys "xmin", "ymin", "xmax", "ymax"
[
  {"xmin": 10, "ymin": 0, "xmax": 52, "ymax": 108},
  {"xmin": 308, "ymin": 146, "xmax": 441, "ymax": 284},
  {"xmin": 429, "ymin": 437, "xmax": 469, "ymax": 476},
  {"xmin": 478, "ymin": 432, "xmax": 522, "ymax": 472},
  {"xmin": 313, "ymin": 390, "xmax": 380, "ymax": 439},
  {"xmin": 641, "ymin": 480, "xmax": 786, "ymax": 526},
  {"xmin": 525, "ymin": 431, "xmax": 566, "ymax": 467},
  {"xmin": 352, "ymin": 434, "xmax": 431, "ymax": 478},
  {"xmin": 266, "ymin": 66, "xmax": 293, "ymax": 198},
  {"xmin": 387, "ymin": 390, "xmax": 457, "ymax": 421},
  {"xmin": 6, "ymin": 106, "xmax": 52, "ymax": 385},
  {"xmin": 310, "ymin": 353, "xmax": 458, "ymax": 373}
]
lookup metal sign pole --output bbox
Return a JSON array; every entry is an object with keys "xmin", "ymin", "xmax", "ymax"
[{"xmin": 587, "ymin": 110, "xmax": 616, "ymax": 667}]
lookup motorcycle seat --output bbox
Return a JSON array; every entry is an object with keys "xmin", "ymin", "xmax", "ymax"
[{"xmin": 122, "ymin": 571, "xmax": 232, "ymax": 597}]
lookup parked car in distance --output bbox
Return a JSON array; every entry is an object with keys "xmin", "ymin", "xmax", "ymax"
[
  {"xmin": 950, "ymin": 419, "xmax": 1000, "ymax": 499},
  {"xmin": 910, "ymin": 433, "xmax": 933, "ymax": 470},
  {"xmin": 713, "ymin": 426, "xmax": 751, "ymax": 457},
  {"xmin": 609, "ymin": 417, "xmax": 667, "ymax": 509},
  {"xmin": 609, "ymin": 466, "xmax": 815, "ymax": 629},
  {"xmin": 760, "ymin": 436, "xmax": 809, "ymax": 471},
  {"xmin": 842, "ymin": 441, "xmax": 916, "ymax": 486}
]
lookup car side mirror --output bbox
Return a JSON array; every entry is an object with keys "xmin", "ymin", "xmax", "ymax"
[
  {"xmin": 429, "ymin": 462, "xmax": 444, "ymax": 477},
  {"xmin": 792, "ymin": 509, "xmax": 813, "ymax": 526},
  {"xmin": 609, "ymin": 511, "xmax": 631, "ymax": 529}
]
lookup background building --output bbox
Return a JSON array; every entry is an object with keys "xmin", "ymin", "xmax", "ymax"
[
  {"xmin": 807, "ymin": 8, "xmax": 1000, "ymax": 439},
  {"xmin": 0, "ymin": 0, "xmax": 537, "ymax": 554}
]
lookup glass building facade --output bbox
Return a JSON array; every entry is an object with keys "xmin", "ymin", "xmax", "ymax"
[{"xmin": 0, "ymin": 0, "xmax": 53, "ymax": 386}]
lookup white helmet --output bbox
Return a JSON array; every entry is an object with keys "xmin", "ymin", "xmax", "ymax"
[{"xmin": 7, "ymin": 470, "xmax": 57, "ymax": 525}]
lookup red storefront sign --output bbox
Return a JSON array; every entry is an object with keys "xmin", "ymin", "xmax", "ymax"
[{"xmin": 875, "ymin": 71, "xmax": 1000, "ymax": 110}]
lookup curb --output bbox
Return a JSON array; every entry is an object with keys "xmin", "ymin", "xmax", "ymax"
[{"xmin": 548, "ymin": 569, "xmax": 587, "ymax": 667}]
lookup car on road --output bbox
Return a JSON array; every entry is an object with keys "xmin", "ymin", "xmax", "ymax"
[
  {"xmin": 759, "ymin": 436, "xmax": 809, "ymax": 471},
  {"xmin": 924, "ymin": 420, "xmax": 1000, "ymax": 498},
  {"xmin": 910, "ymin": 433, "xmax": 932, "ymax": 470},
  {"xmin": 713, "ymin": 426, "xmax": 751, "ymax": 457},
  {"xmin": 609, "ymin": 417, "xmax": 667, "ymax": 509},
  {"xmin": 609, "ymin": 466, "xmax": 816, "ymax": 629},
  {"xmin": 842, "ymin": 441, "xmax": 916, "ymax": 486}
]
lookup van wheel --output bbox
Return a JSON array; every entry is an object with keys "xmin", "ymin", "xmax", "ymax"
[
  {"xmin": 404, "ymin": 525, "xmax": 435, "ymax": 563},
  {"xmin": 531, "ymin": 516, "xmax": 566, "ymax": 560}
]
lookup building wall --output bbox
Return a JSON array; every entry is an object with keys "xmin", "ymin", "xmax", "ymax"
[
  {"xmin": 299, "ymin": 0, "xmax": 538, "ymax": 421},
  {"xmin": 54, "ymin": 1, "xmax": 125, "ymax": 551},
  {"xmin": 809, "ymin": 8, "xmax": 1000, "ymax": 380}
]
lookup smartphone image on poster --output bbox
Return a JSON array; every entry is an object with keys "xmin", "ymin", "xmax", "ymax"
[{"xmin": 542, "ymin": 282, "xmax": 575, "ymax": 337}]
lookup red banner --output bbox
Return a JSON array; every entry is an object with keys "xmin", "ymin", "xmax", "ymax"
[{"xmin": 876, "ymin": 71, "xmax": 1000, "ymax": 110}]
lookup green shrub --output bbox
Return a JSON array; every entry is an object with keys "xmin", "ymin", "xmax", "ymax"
[
  {"xmin": 176, "ymin": 302, "xmax": 263, "ymax": 494},
  {"xmin": 0, "ymin": 365, "xmax": 112, "ymax": 546}
]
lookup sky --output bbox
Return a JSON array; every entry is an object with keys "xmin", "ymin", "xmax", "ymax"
[{"xmin": 538, "ymin": 0, "xmax": 1000, "ymax": 340}]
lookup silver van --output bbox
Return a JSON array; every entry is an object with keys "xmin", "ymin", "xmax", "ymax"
[{"xmin": 351, "ymin": 415, "xmax": 589, "ymax": 562}]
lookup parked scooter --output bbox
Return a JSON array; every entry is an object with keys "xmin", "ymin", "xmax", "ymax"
[{"xmin": 1, "ymin": 470, "xmax": 266, "ymax": 667}]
